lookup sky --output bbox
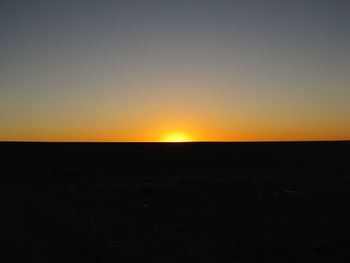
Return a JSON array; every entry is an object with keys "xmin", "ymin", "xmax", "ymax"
[{"xmin": 1, "ymin": 0, "xmax": 350, "ymax": 142}]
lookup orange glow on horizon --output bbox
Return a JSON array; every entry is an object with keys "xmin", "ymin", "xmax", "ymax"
[
  {"xmin": 1, "ymin": 121, "xmax": 350, "ymax": 142},
  {"xmin": 162, "ymin": 133, "xmax": 192, "ymax": 143}
]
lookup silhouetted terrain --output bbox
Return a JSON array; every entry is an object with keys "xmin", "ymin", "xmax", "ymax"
[{"xmin": 1, "ymin": 141, "xmax": 350, "ymax": 262}]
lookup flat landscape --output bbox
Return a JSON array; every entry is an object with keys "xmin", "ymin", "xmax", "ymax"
[{"xmin": 1, "ymin": 142, "xmax": 350, "ymax": 262}]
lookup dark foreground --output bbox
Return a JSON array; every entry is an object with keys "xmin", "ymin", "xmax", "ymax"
[{"xmin": 1, "ymin": 141, "xmax": 350, "ymax": 262}]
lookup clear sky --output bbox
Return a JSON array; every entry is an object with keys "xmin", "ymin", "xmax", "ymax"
[{"xmin": 1, "ymin": 0, "xmax": 350, "ymax": 142}]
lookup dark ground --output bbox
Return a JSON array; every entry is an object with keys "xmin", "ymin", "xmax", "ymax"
[{"xmin": 1, "ymin": 141, "xmax": 350, "ymax": 262}]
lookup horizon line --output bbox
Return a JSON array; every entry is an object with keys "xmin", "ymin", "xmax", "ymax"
[{"xmin": 1, "ymin": 140, "xmax": 349, "ymax": 143}]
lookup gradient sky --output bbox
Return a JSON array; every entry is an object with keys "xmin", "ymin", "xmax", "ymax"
[{"xmin": 1, "ymin": 0, "xmax": 350, "ymax": 142}]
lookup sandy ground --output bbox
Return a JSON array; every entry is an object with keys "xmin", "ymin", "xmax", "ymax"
[
  {"xmin": 1, "ymin": 172, "xmax": 350, "ymax": 262},
  {"xmin": 1, "ymin": 142, "xmax": 350, "ymax": 262}
]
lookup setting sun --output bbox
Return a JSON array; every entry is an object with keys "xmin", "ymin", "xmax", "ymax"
[{"xmin": 163, "ymin": 133, "xmax": 191, "ymax": 143}]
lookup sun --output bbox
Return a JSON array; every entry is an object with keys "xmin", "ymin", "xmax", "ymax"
[{"xmin": 163, "ymin": 133, "xmax": 191, "ymax": 143}]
